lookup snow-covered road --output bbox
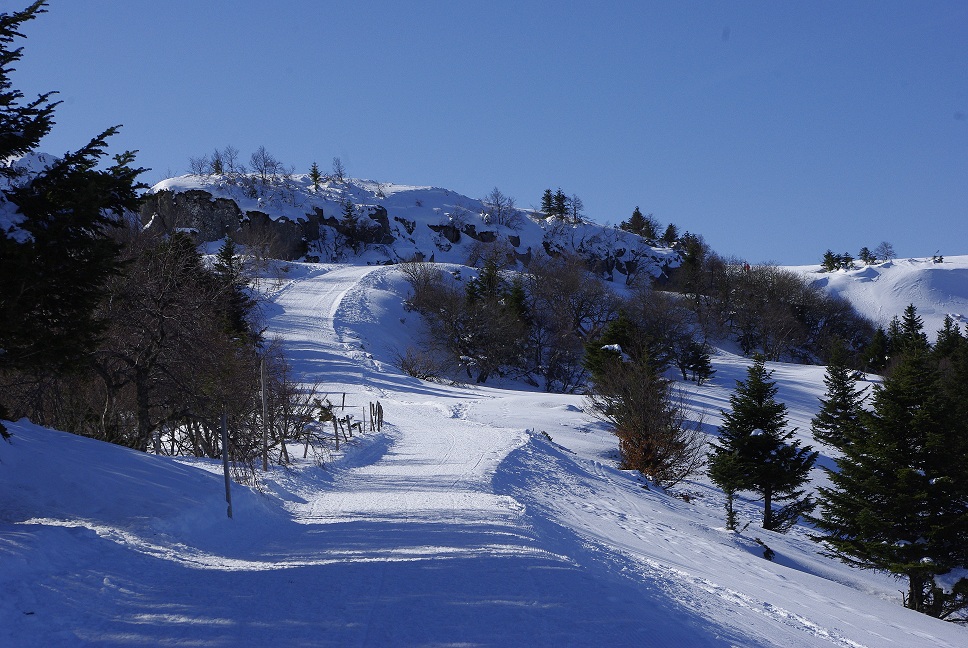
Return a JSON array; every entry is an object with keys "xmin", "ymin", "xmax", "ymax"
[{"xmin": 3, "ymin": 261, "xmax": 967, "ymax": 646}]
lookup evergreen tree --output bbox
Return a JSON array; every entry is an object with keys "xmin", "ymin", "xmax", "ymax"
[
  {"xmin": 707, "ymin": 449, "xmax": 746, "ymax": 530},
  {"xmin": 308, "ymin": 161, "xmax": 322, "ymax": 190},
  {"xmin": 619, "ymin": 207, "xmax": 659, "ymax": 240},
  {"xmin": 210, "ymin": 149, "xmax": 224, "ymax": 175},
  {"xmin": 0, "ymin": 1, "xmax": 145, "ymax": 375},
  {"xmin": 858, "ymin": 246, "xmax": 876, "ymax": 265},
  {"xmin": 540, "ymin": 188, "xmax": 554, "ymax": 217},
  {"xmin": 811, "ymin": 344, "xmax": 867, "ymax": 447},
  {"xmin": 708, "ymin": 356, "xmax": 818, "ymax": 532},
  {"xmin": 893, "ymin": 304, "xmax": 930, "ymax": 357},
  {"xmin": 821, "ymin": 250, "xmax": 839, "ymax": 272},
  {"xmin": 212, "ymin": 236, "xmax": 256, "ymax": 342},
  {"xmin": 660, "ymin": 222, "xmax": 679, "ymax": 246},
  {"xmin": 677, "ymin": 339, "xmax": 714, "ymax": 385},
  {"xmin": 933, "ymin": 315, "xmax": 964, "ymax": 362},
  {"xmin": 339, "ymin": 199, "xmax": 359, "ymax": 250},
  {"xmin": 552, "ymin": 188, "xmax": 569, "ymax": 219},
  {"xmin": 812, "ymin": 351, "xmax": 968, "ymax": 619},
  {"xmin": 861, "ymin": 327, "xmax": 890, "ymax": 373},
  {"xmin": 584, "ymin": 311, "xmax": 673, "ymax": 378}
]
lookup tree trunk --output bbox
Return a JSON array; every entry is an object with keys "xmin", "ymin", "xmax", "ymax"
[
  {"xmin": 762, "ymin": 488, "xmax": 773, "ymax": 530},
  {"xmin": 134, "ymin": 367, "xmax": 153, "ymax": 452},
  {"xmin": 907, "ymin": 574, "xmax": 927, "ymax": 613}
]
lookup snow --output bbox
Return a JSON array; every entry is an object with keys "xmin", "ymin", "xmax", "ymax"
[
  {"xmin": 3, "ymin": 253, "xmax": 968, "ymax": 645},
  {"xmin": 792, "ymin": 256, "xmax": 968, "ymax": 339}
]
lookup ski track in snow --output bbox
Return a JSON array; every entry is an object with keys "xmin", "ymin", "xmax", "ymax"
[{"xmin": 3, "ymin": 260, "xmax": 968, "ymax": 647}]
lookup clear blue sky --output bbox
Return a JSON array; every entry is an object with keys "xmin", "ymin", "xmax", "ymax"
[{"xmin": 14, "ymin": 0, "xmax": 968, "ymax": 264}]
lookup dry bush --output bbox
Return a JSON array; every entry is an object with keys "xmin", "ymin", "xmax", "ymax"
[
  {"xmin": 587, "ymin": 358, "xmax": 705, "ymax": 488},
  {"xmin": 393, "ymin": 346, "xmax": 448, "ymax": 381}
]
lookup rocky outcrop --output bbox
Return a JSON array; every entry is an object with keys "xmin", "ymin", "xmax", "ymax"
[
  {"xmin": 319, "ymin": 205, "xmax": 395, "ymax": 246},
  {"xmin": 138, "ymin": 184, "xmax": 677, "ymax": 281},
  {"xmin": 141, "ymin": 190, "xmax": 242, "ymax": 241},
  {"xmin": 141, "ymin": 189, "xmax": 322, "ymax": 259}
]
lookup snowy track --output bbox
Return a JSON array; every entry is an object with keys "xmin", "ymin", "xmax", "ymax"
[{"xmin": 3, "ymin": 261, "xmax": 968, "ymax": 647}]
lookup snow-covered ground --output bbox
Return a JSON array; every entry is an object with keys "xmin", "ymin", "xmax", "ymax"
[{"xmin": 3, "ymin": 257, "xmax": 968, "ymax": 646}]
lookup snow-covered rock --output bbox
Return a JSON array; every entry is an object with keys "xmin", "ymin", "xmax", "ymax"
[{"xmin": 141, "ymin": 173, "xmax": 680, "ymax": 282}]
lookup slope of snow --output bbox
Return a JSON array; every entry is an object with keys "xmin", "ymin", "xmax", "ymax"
[
  {"xmin": 793, "ymin": 255, "xmax": 968, "ymax": 338},
  {"xmin": 3, "ymin": 259, "xmax": 968, "ymax": 646}
]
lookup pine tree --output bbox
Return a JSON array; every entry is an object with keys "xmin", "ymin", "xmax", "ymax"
[
  {"xmin": 933, "ymin": 315, "xmax": 964, "ymax": 361},
  {"xmin": 821, "ymin": 250, "xmax": 839, "ymax": 272},
  {"xmin": 540, "ymin": 188, "xmax": 554, "ymax": 217},
  {"xmin": 584, "ymin": 311, "xmax": 673, "ymax": 378},
  {"xmin": 620, "ymin": 207, "xmax": 647, "ymax": 237},
  {"xmin": 552, "ymin": 188, "xmax": 569, "ymax": 219},
  {"xmin": 212, "ymin": 236, "xmax": 256, "ymax": 341},
  {"xmin": 893, "ymin": 304, "xmax": 930, "ymax": 357},
  {"xmin": 861, "ymin": 327, "xmax": 890, "ymax": 374},
  {"xmin": 339, "ymin": 199, "xmax": 359, "ymax": 250},
  {"xmin": 678, "ymin": 339, "xmax": 714, "ymax": 385},
  {"xmin": 708, "ymin": 356, "xmax": 818, "ymax": 532},
  {"xmin": 0, "ymin": 1, "xmax": 145, "ymax": 375},
  {"xmin": 812, "ymin": 350, "xmax": 968, "ymax": 618},
  {"xmin": 707, "ymin": 450, "xmax": 746, "ymax": 530},
  {"xmin": 858, "ymin": 246, "xmax": 876, "ymax": 265},
  {"xmin": 308, "ymin": 161, "xmax": 322, "ymax": 190},
  {"xmin": 660, "ymin": 222, "xmax": 679, "ymax": 246},
  {"xmin": 811, "ymin": 344, "xmax": 867, "ymax": 447}
]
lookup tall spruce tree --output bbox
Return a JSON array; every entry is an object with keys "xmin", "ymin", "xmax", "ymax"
[
  {"xmin": 893, "ymin": 304, "xmax": 930, "ymax": 357},
  {"xmin": 540, "ymin": 188, "xmax": 554, "ymax": 217},
  {"xmin": 0, "ymin": 1, "xmax": 145, "ymax": 375},
  {"xmin": 811, "ymin": 345, "xmax": 867, "ymax": 447},
  {"xmin": 212, "ymin": 236, "xmax": 256, "ymax": 342},
  {"xmin": 933, "ymin": 315, "xmax": 964, "ymax": 362},
  {"xmin": 862, "ymin": 327, "xmax": 890, "ymax": 374},
  {"xmin": 308, "ymin": 161, "xmax": 322, "ymax": 190},
  {"xmin": 708, "ymin": 356, "xmax": 818, "ymax": 532},
  {"xmin": 812, "ymin": 349, "xmax": 968, "ymax": 619}
]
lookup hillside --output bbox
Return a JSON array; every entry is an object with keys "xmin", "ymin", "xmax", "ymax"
[
  {"xmin": 3, "ymin": 255, "xmax": 968, "ymax": 646},
  {"xmin": 142, "ymin": 172, "xmax": 679, "ymax": 282},
  {"xmin": 792, "ymin": 256, "xmax": 968, "ymax": 339}
]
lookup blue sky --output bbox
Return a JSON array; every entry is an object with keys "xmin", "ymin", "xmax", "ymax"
[{"xmin": 14, "ymin": 0, "xmax": 967, "ymax": 264}]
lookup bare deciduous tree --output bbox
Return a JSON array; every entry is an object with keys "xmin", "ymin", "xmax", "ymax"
[
  {"xmin": 481, "ymin": 187, "xmax": 522, "ymax": 230},
  {"xmin": 250, "ymin": 146, "xmax": 283, "ymax": 183},
  {"xmin": 874, "ymin": 241, "xmax": 895, "ymax": 261},
  {"xmin": 331, "ymin": 157, "xmax": 346, "ymax": 183}
]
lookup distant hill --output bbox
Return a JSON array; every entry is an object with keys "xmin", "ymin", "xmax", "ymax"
[
  {"xmin": 141, "ymin": 172, "xmax": 680, "ymax": 283},
  {"xmin": 792, "ymin": 256, "xmax": 968, "ymax": 339}
]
